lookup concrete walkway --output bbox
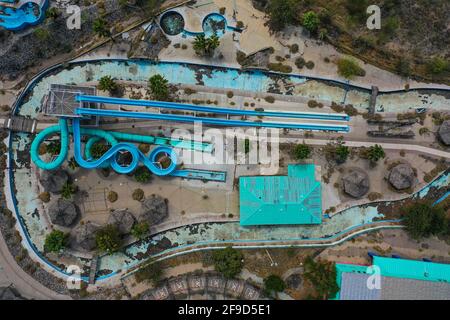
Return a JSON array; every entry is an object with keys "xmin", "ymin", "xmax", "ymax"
[{"xmin": 0, "ymin": 227, "xmax": 71, "ymax": 300}]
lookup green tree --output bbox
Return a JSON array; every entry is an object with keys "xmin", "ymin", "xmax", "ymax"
[
  {"xmin": 264, "ymin": 275, "xmax": 286, "ymax": 297},
  {"xmin": 131, "ymin": 221, "xmax": 149, "ymax": 240},
  {"xmin": 267, "ymin": 0, "xmax": 298, "ymax": 31},
  {"xmin": 93, "ymin": 18, "xmax": 113, "ymax": 41},
  {"xmin": 302, "ymin": 11, "xmax": 320, "ymax": 34},
  {"xmin": 337, "ymin": 58, "xmax": 366, "ymax": 79},
  {"xmin": 44, "ymin": 230, "xmax": 68, "ymax": 253},
  {"xmin": 193, "ymin": 34, "xmax": 220, "ymax": 57},
  {"xmin": 134, "ymin": 166, "xmax": 152, "ymax": 183},
  {"xmin": 95, "ymin": 224, "xmax": 122, "ymax": 254},
  {"xmin": 212, "ymin": 247, "xmax": 244, "ymax": 278},
  {"xmin": 294, "ymin": 143, "xmax": 311, "ymax": 160},
  {"xmin": 148, "ymin": 74, "xmax": 169, "ymax": 101},
  {"xmin": 366, "ymin": 144, "xmax": 385, "ymax": 163},
  {"xmin": 61, "ymin": 182, "xmax": 77, "ymax": 199},
  {"xmin": 403, "ymin": 202, "xmax": 447, "ymax": 240},
  {"xmin": 98, "ymin": 76, "xmax": 118, "ymax": 93},
  {"xmin": 303, "ymin": 256, "xmax": 339, "ymax": 300}
]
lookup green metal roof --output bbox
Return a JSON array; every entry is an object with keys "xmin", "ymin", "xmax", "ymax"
[{"xmin": 239, "ymin": 164, "xmax": 322, "ymax": 226}]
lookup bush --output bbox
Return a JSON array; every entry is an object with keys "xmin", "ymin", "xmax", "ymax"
[
  {"xmin": 212, "ymin": 247, "xmax": 244, "ymax": 278},
  {"xmin": 366, "ymin": 144, "xmax": 385, "ymax": 163},
  {"xmin": 295, "ymin": 57, "xmax": 306, "ymax": 69},
  {"xmin": 135, "ymin": 260, "xmax": 164, "ymax": 285},
  {"xmin": 294, "ymin": 143, "xmax": 311, "ymax": 160},
  {"xmin": 305, "ymin": 61, "xmax": 315, "ymax": 69},
  {"xmin": 95, "ymin": 224, "xmax": 122, "ymax": 254},
  {"xmin": 107, "ymin": 191, "xmax": 118, "ymax": 203},
  {"xmin": 132, "ymin": 188, "xmax": 144, "ymax": 201},
  {"xmin": 427, "ymin": 57, "xmax": 449, "ymax": 75},
  {"xmin": 90, "ymin": 142, "xmax": 110, "ymax": 159},
  {"xmin": 302, "ymin": 11, "xmax": 320, "ymax": 34},
  {"xmin": 44, "ymin": 230, "xmax": 68, "ymax": 253},
  {"xmin": 138, "ymin": 143, "xmax": 150, "ymax": 154},
  {"xmin": 289, "ymin": 44, "xmax": 299, "ymax": 54},
  {"xmin": 134, "ymin": 166, "xmax": 152, "ymax": 183},
  {"xmin": 268, "ymin": 63, "xmax": 292, "ymax": 73},
  {"xmin": 61, "ymin": 182, "xmax": 77, "ymax": 200},
  {"xmin": 131, "ymin": 221, "xmax": 149, "ymax": 240},
  {"xmin": 337, "ymin": 58, "xmax": 366, "ymax": 79},
  {"xmin": 39, "ymin": 192, "xmax": 50, "ymax": 203},
  {"xmin": 264, "ymin": 96, "xmax": 275, "ymax": 104}
]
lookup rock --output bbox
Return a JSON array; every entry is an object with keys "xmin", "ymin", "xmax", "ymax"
[
  {"xmin": 108, "ymin": 209, "xmax": 135, "ymax": 235},
  {"xmin": 39, "ymin": 169, "xmax": 69, "ymax": 194},
  {"xmin": 285, "ymin": 274, "xmax": 302, "ymax": 290},
  {"xmin": 74, "ymin": 222, "xmax": 99, "ymax": 251},
  {"xmin": 388, "ymin": 163, "xmax": 415, "ymax": 190},
  {"xmin": 139, "ymin": 195, "xmax": 168, "ymax": 225},
  {"xmin": 438, "ymin": 120, "xmax": 450, "ymax": 146},
  {"xmin": 48, "ymin": 199, "xmax": 79, "ymax": 227},
  {"xmin": 0, "ymin": 287, "xmax": 25, "ymax": 300},
  {"xmin": 342, "ymin": 170, "xmax": 370, "ymax": 198}
]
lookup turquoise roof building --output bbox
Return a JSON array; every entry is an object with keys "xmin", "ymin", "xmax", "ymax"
[
  {"xmin": 334, "ymin": 256, "xmax": 450, "ymax": 300},
  {"xmin": 239, "ymin": 164, "xmax": 322, "ymax": 226}
]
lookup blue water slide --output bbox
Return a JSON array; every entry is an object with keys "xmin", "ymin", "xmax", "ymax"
[
  {"xmin": 76, "ymin": 108, "xmax": 350, "ymax": 132},
  {"xmin": 76, "ymin": 95, "xmax": 350, "ymax": 121}
]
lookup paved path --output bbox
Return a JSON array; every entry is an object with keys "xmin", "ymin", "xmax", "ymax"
[{"xmin": 0, "ymin": 227, "xmax": 71, "ymax": 300}]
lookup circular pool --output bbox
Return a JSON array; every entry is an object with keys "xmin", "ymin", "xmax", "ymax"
[
  {"xmin": 160, "ymin": 11, "xmax": 185, "ymax": 36},
  {"xmin": 202, "ymin": 13, "xmax": 227, "ymax": 37}
]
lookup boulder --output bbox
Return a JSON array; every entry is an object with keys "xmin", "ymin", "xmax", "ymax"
[
  {"xmin": 388, "ymin": 163, "xmax": 415, "ymax": 190},
  {"xmin": 107, "ymin": 209, "xmax": 135, "ymax": 235},
  {"xmin": 74, "ymin": 222, "xmax": 99, "ymax": 251},
  {"xmin": 48, "ymin": 198, "xmax": 79, "ymax": 227},
  {"xmin": 342, "ymin": 170, "xmax": 370, "ymax": 198},
  {"xmin": 438, "ymin": 120, "xmax": 450, "ymax": 146},
  {"xmin": 0, "ymin": 287, "xmax": 25, "ymax": 300},
  {"xmin": 139, "ymin": 195, "xmax": 168, "ymax": 225},
  {"xmin": 39, "ymin": 169, "xmax": 69, "ymax": 194}
]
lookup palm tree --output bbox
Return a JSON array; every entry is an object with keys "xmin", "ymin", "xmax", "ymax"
[
  {"xmin": 98, "ymin": 76, "xmax": 118, "ymax": 93},
  {"xmin": 148, "ymin": 74, "xmax": 169, "ymax": 101},
  {"xmin": 193, "ymin": 34, "xmax": 220, "ymax": 57},
  {"xmin": 93, "ymin": 18, "xmax": 114, "ymax": 42},
  {"xmin": 61, "ymin": 182, "xmax": 77, "ymax": 199}
]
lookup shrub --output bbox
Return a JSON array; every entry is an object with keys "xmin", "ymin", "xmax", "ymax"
[
  {"xmin": 90, "ymin": 142, "xmax": 110, "ymax": 159},
  {"xmin": 138, "ymin": 143, "xmax": 150, "ymax": 154},
  {"xmin": 134, "ymin": 166, "xmax": 152, "ymax": 183},
  {"xmin": 131, "ymin": 221, "xmax": 149, "ymax": 240},
  {"xmin": 295, "ymin": 57, "xmax": 306, "ymax": 69},
  {"xmin": 61, "ymin": 182, "xmax": 77, "ymax": 200},
  {"xmin": 267, "ymin": 0, "xmax": 299, "ymax": 31},
  {"xmin": 427, "ymin": 57, "xmax": 449, "ymax": 75},
  {"xmin": 44, "ymin": 230, "xmax": 68, "ymax": 253},
  {"xmin": 302, "ymin": 11, "xmax": 320, "ymax": 34},
  {"xmin": 305, "ymin": 61, "xmax": 315, "ymax": 69},
  {"xmin": 227, "ymin": 91, "xmax": 234, "ymax": 98},
  {"xmin": 132, "ymin": 188, "xmax": 144, "ymax": 201},
  {"xmin": 96, "ymin": 225, "xmax": 122, "ymax": 254},
  {"xmin": 39, "ymin": 192, "xmax": 50, "ymax": 203},
  {"xmin": 294, "ymin": 143, "xmax": 311, "ymax": 160},
  {"xmin": 268, "ymin": 63, "xmax": 292, "ymax": 73},
  {"xmin": 264, "ymin": 96, "xmax": 275, "ymax": 104},
  {"xmin": 290, "ymin": 44, "xmax": 299, "ymax": 54},
  {"xmin": 337, "ymin": 58, "xmax": 366, "ymax": 79},
  {"xmin": 107, "ymin": 191, "xmax": 118, "ymax": 203},
  {"xmin": 135, "ymin": 260, "xmax": 164, "ymax": 285},
  {"xmin": 366, "ymin": 144, "xmax": 385, "ymax": 163}
]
